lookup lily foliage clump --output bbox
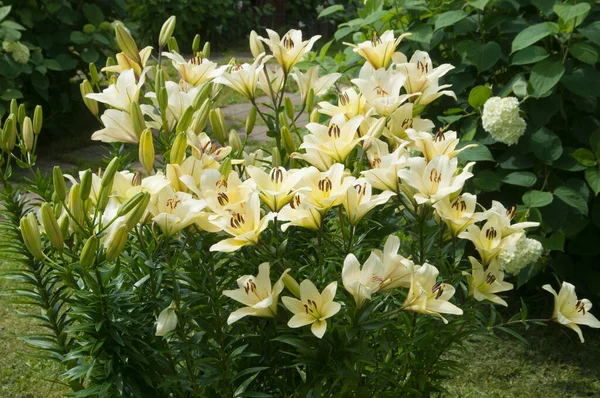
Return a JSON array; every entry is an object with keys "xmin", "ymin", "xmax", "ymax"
[{"xmin": 1, "ymin": 17, "xmax": 599, "ymax": 397}]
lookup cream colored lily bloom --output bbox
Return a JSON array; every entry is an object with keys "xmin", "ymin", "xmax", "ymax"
[
  {"xmin": 361, "ymin": 138, "xmax": 408, "ymax": 194},
  {"xmin": 458, "ymin": 219, "xmax": 521, "ymax": 265},
  {"xmin": 300, "ymin": 115, "xmax": 364, "ymax": 163},
  {"xmin": 213, "ymin": 56, "xmax": 267, "ymax": 100},
  {"xmin": 301, "ymin": 163, "xmax": 355, "ymax": 212},
  {"xmin": 282, "ymin": 280, "xmax": 341, "ymax": 338},
  {"xmin": 149, "ymin": 186, "xmax": 207, "ymax": 238},
  {"xmin": 370, "ymin": 235, "xmax": 415, "ymax": 291},
  {"xmin": 291, "ymin": 134, "xmax": 337, "ymax": 171},
  {"xmin": 398, "ymin": 155, "xmax": 474, "ymax": 205},
  {"xmin": 467, "ymin": 257, "xmax": 513, "ymax": 306},
  {"xmin": 246, "ymin": 166, "xmax": 308, "ymax": 212},
  {"xmin": 103, "ymin": 46, "xmax": 153, "ymax": 76},
  {"xmin": 406, "ymin": 129, "xmax": 477, "ymax": 162},
  {"xmin": 385, "ymin": 103, "xmax": 435, "ymax": 142},
  {"xmin": 223, "ymin": 263, "xmax": 290, "ymax": 324},
  {"xmin": 163, "ymin": 51, "xmax": 227, "ymax": 88},
  {"xmin": 290, "ymin": 66, "xmax": 341, "ymax": 104},
  {"xmin": 187, "ymin": 132, "xmax": 232, "ymax": 163},
  {"xmin": 543, "ymin": 282, "xmax": 600, "ymax": 343},
  {"xmin": 201, "ymin": 169, "xmax": 254, "ymax": 214},
  {"xmin": 257, "ymin": 65, "xmax": 285, "ymax": 100},
  {"xmin": 209, "ymin": 193, "xmax": 275, "ymax": 252},
  {"xmin": 352, "ymin": 63, "xmax": 414, "ymax": 116},
  {"xmin": 259, "ymin": 29, "xmax": 321, "ymax": 73},
  {"xmin": 319, "ymin": 88, "xmax": 368, "ymax": 120},
  {"xmin": 343, "ymin": 179, "xmax": 395, "ymax": 225},
  {"xmin": 342, "ymin": 253, "xmax": 378, "ymax": 307},
  {"xmin": 87, "ymin": 69, "xmax": 146, "ymax": 111},
  {"xmin": 402, "ymin": 263, "xmax": 463, "ymax": 323},
  {"xmin": 91, "ymin": 109, "xmax": 139, "ymax": 144},
  {"xmin": 278, "ymin": 194, "xmax": 322, "ymax": 232},
  {"xmin": 432, "ymin": 193, "xmax": 484, "ymax": 236},
  {"xmin": 346, "ymin": 30, "xmax": 411, "ymax": 69},
  {"xmin": 484, "ymin": 200, "xmax": 539, "ymax": 237},
  {"xmin": 143, "ymin": 82, "xmax": 202, "ymax": 131}
]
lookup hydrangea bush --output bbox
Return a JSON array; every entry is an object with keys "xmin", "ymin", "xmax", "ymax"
[{"xmin": 1, "ymin": 17, "xmax": 599, "ymax": 396}]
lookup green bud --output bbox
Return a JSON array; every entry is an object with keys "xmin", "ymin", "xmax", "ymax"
[
  {"xmin": 306, "ymin": 88, "xmax": 315, "ymax": 113},
  {"xmin": 309, "ymin": 108, "xmax": 320, "ymax": 123},
  {"xmin": 105, "ymin": 224, "xmax": 129, "ymax": 261},
  {"xmin": 20, "ymin": 213, "xmax": 44, "ymax": 260},
  {"xmin": 229, "ymin": 129, "xmax": 243, "ymax": 153},
  {"xmin": 191, "ymin": 99, "xmax": 210, "ymax": 134},
  {"xmin": 96, "ymin": 185, "xmax": 110, "ymax": 212},
  {"xmin": 159, "ymin": 16, "xmax": 177, "ymax": 48},
  {"xmin": 68, "ymin": 183, "xmax": 84, "ymax": 225},
  {"xmin": 219, "ymin": 157, "xmax": 232, "ymax": 178},
  {"xmin": 22, "ymin": 117, "xmax": 34, "ymax": 152},
  {"xmin": 130, "ymin": 101, "xmax": 145, "ymax": 138},
  {"xmin": 155, "ymin": 68, "xmax": 165, "ymax": 95},
  {"xmin": 59, "ymin": 215, "xmax": 70, "ymax": 240},
  {"xmin": 193, "ymin": 83, "xmax": 212, "ymax": 110},
  {"xmin": 176, "ymin": 107, "xmax": 194, "ymax": 134},
  {"xmin": 33, "ymin": 105, "xmax": 43, "ymax": 135},
  {"xmin": 114, "ymin": 22, "xmax": 141, "ymax": 63},
  {"xmin": 106, "ymin": 56, "xmax": 116, "ymax": 69},
  {"xmin": 271, "ymin": 147, "xmax": 281, "ymax": 167},
  {"xmin": 53, "ymin": 199, "xmax": 62, "ymax": 220},
  {"xmin": 53, "ymin": 166, "xmax": 67, "ymax": 202},
  {"xmin": 80, "ymin": 236, "xmax": 99, "ymax": 268},
  {"xmin": 41, "ymin": 202, "xmax": 64, "ymax": 250},
  {"xmin": 170, "ymin": 132, "xmax": 187, "ymax": 165},
  {"xmin": 278, "ymin": 112, "xmax": 288, "ymax": 130},
  {"xmin": 282, "ymin": 274, "xmax": 301, "ymax": 299},
  {"xmin": 284, "ymin": 96, "xmax": 294, "ymax": 120},
  {"xmin": 3, "ymin": 115, "xmax": 16, "ymax": 151},
  {"xmin": 80, "ymin": 169, "xmax": 92, "ymax": 202},
  {"xmin": 209, "ymin": 108, "xmax": 227, "ymax": 144},
  {"xmin": 158, "ymin": 87, "xmax": 169, "ymax": 113},
  {"xmin": 10, "ymin": 99, "xmax": 17, "ymax": 116},
  {"xmin": 125, "ymin": 192, "xmax": 150, "ymax": 229},
  {"xmin": 101, "ymin": 157, "xmax": 120, "ymax": 188},
  {"xmin": 167, "ymin": 37, "xmax": 179, "ymax": 53},
  {"xmin": 281, "ymin": 126, "xmax": 296, "ymax": 154},
  {"xmin": 202, "ymin": 42, "xmax": 210, "ymax": 59},
  {"xmin": 249, "ymin": 30, "xmax": 265, "ymax": 59},
  {"xmin": 139, "ymin": 129, "xmax": 155, "ymax": 174},
  {"xmin": 17, "ymin": 104, "xmax": 26, "ymax": 125},
  {"xmin": 80, "ymin": 80, "xmax": 99, "ymax": 116},
  {"xmin": 118, "ymin": 191, "xmax": 146, "ymax": 217},
  {"xmin": 89, "ymin": 63, "xmax": 99, "ymax": 85},
  {"xmin": 246, "ymin": 106, "xmax": 257, "ymax": 136},
  {"xmin": 192, "ymin": 34, "xmax": 201, "ymax": 53}
]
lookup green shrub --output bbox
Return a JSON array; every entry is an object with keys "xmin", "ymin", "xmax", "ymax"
[{"xmin": 322, "ymin": 0, "xmax": 600, "ymax": 300}]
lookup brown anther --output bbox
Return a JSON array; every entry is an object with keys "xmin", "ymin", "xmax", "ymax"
[
  {"xmin": 166, "ymin": 197, "xmax": 182, "ymax": 210},
  {"xmin": 417, "ymin": 59, "xmax": 429, "ymax": 74},
  {"xmin": 373, "ymin": 78, "xmax": 388, "ymax": 96},
  {"xmin": 432, "ymin": 282, "xmax": 444, "ymax": 299},
  {"xmin": 429, "ymin": 169, "xmax": 441, "ymax": 183},
  {"xmin": 318, "ymin": 177, "xmax": 332, "ymax": 192},
  {"xmin": 485, "ymin": 274, "xmax": 497, "ymax": 285},
  {"xmin": 132, "ymin": 171, "xmax": 142, "ymax": 187},
  {"xmin": 485, "ymin": 227, "xmax": 498, "ymax": 240},
  {"xmin": 434, "ymin": 129, "xmax": 445, "ymax": 142},
  {"xmin": 290, "ymin": 195, "xmax": 301, "ymax": 209},
  {"xmin": 217, "ymin": 192, "xmax": 229, "ymax": 206},
  {"xmin": 371, "ymin": 31, "xmax": 382, "ymax": 46},
  {"xmin": 370, "ymin": 157, "xmax": 382, "ymax": 168},
  {"xmin": 216, "ymin": 179, "xmax": 228, "ymax": 189},
  {"xmin": 283, "ymin": 34, "xmax": 294, "ymax": 50},
  {"xmin": 270, "ymin": 167, "xmax": 284, "ymax": 184},
  {"xmin": 506, "ymin": 206, "xmax": 516, "ymax": 220},
  {"xmin": 339, "ymin": 92, "xmax": 350, "ymax": 106},
  {"xmin": 328, "ymin": 124, "xmax": 341, "ymax": 138},
  {"xmin": 401, "ymin": 118, "xmax": 413, "ymax": 129}
]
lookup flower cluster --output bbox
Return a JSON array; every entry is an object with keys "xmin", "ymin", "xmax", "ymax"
[{"xmin": 481, "ymin": 96, "xmax": 527, "ymax": 146}]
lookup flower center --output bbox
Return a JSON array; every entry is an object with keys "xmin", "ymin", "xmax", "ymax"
[
  {"xmin": 303, "ymin": 299, "xmax": 319, "ymax": 316},
  {"xmin": 401, "ymin": 118, "xmax": 413, "ymax": 129},
  {"xmin": 371, "ymin": 32, "xmax": 382, "ymax": 46},
  {"xmin": 373, "ymin": 78, "xmax": 388, "ymax": 97},
  {"xmin": 485, "ymin": 227, "xmax": 498, "ymax": 240},
  {"xmin": 328, "ymin": 124, "xmax": 341, "ymax": 138},
  {"xmin": 432, "ymin": 281, "xmax": 444, "ymax": 299},
  {"xmin": 270, "ymin": 167, "xmax": 284, "ymax": 184},
  {"xmin": 575, "ymin": 300, "xmax": 586, "ymax": 315},
  {"xmin": 230, "ymin": 212, "xmax": 246, "ymax": 229},
  {"xmin": 339, "ymin": 91, "xmax": 350, "ymax": 106},
  {"xmin": 283, "ymin": 34, "xmax": 295, "ymax": 50},
  {"xmin": 217, "ymin": 192, "xmax": 229, "ymax": 206},
  {"xmin": 318, "ymin": 177, "xmax": 333, "ymax": 194},
  {"xmin": 290, "ymin": 194, "xmax": 301, "ymax": 209},
  {"xmin": 166, "ymin": 197, "xmax": 182, "ymax": 211},
  {"xmin": 417, "ymin": 58, "xmax": 429, "ymax": 75},
  {"xmin": 429, "ymin": 168, "xmax": 441, "ymax": 191}
]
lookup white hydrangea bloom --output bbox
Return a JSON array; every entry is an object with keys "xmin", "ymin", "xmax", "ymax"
[
  {"xmin": 497, "ymin": 236, "xmax": 543, "ymax": 275},
  {"xmin": 481, "ymin": 97, "xmax": 526, "ymax": 146}
]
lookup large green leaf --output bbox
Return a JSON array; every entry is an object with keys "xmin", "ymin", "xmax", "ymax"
[
  {"xmin": 554, "ymin": 186, "xmax": 588, "ymax": 215},
  {"xmin": 318, "ymin": 5, "xmax": 344, "ymax": 19},
  {"xmin": 82, "ymin": 3, "xmax": 105, "ymax": 25},
  {"xmin": 468, "ymin": 85, "xmax": 492, "ymax": 108},
  {"xmin": 511, "ymin": 22, "xmax": 558, "ymax": 53},
  {"xmin": 531, "ymin": 127, "xmax": 563, "ymax": 164},
  {"xmin": 553, "ymin": 3, "xmax": 590, "ymax": 24},
  {"xmin": 580, "ymin": 21, "xmax": 600, "ymax": 46},
  {"xmin": 585, "ymin": 167, "xmax": 600, "ymax": 195},
  {"xmin": 511, "ymin": 46, "xmax": 548, "ymax": 65},
  {"xmin": 458, "ymin": 40, "xmax": 502, "ymax": 72},
  {"xmin": 561, "ymin": 66, "xmax": 600, "ymax": 97},
  {"xmin": 523, "ymin": 190, "xmax": 553, "ymax": 208},
  {"xmin": 0, "ymin": 5, "xmax": 11, "ymax": 22},
  {"xmin": 434, "ymin": 10, "xmax": 468, "ymax": 31},
  {"xmin": 502, "ymin": 171, "xmax": 537, "ymax": 187},
  {"xmin": 569, "ymin": 42, "xmax": 598, "ymax": 65},
  {"xmin": 473, "ymin": 170, "xmax": 501, "ymax": 191},
  {"xmin": 529, "ymin": 58, "xmax": 564, "ymax": 96}
]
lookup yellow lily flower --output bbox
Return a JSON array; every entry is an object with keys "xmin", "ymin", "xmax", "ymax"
[
  {"xmin": 385, "ymin": 103, "xmax": 435, "ymax": 142},
  {"xmin": 149, "ymin": 186, "xmax": 207, "ymax": 238},
  {"xmin": 342, "ymin": 179, "xmax": 395, "ymax": 226},
  {"xmin": 484, "ymin": 200, "xmax": 539, "ymax": 237},
  {"xmin": 282, "ymin": 280, "xmax": 341, "ymax": 338},
  {"xmin": 291, "ymin": 134, "xmax": 337, "ymax": 171},
  {"xmin": 290, "ymin": 66, "xmax": 341, "ymax": 104},
  {"xmin": 300, "ymin": 115, "xmax": 364, "ymax": 163},
  {"xmin": 91, "ymin": 109, "xmax": 140, "ymax": 144},
  {"xmin": 163, "ymin": 51, "xmax": 227, "ymax": 88},
  {"xmin": 543, "ymin": 282, "xmax": 600, "ymax": 343},
  {"xmin": 102, "ymin": 46, "xmax": 153, "ymax": 77},
  {"xmin": 246, "ymin": 166, "xmax": 308, "ymax": 212},
  {"xmin": 370, "ymin": 235, "xmax": 415, "ymax": 291},
  {"xmin": 466, "ymin": 257, "xmax": 513, "ymax": 306},
  {"xmin": 319, "ymin": 88, "xmax": 367, "ymax": 120},
  {"xmin": 213, "ymin": 55, "xmax": 268, "ymax": 100},
  {"xmin": 458, "ymin": 219, "xmax": 521, "ymax": 265},
  {"xmin": 342, "ymin": 253, "xmax": 378, "ymax": 307},
  {"xmin": 301, "ymin": 163, "xmax": 355, "ymax": 212},
  {"xmin": 346, "ymin": 30, "xmax": 411, "ymax": 69},
  {"xmin": 259, "ymin": 29, "xmax": 321, "ymax": 73},
  {"xmin": 224, "ymin": 263, "xmax": 290, "ymax": 324},
  {"xmin": 406, "ymin": 129, "xmax": 477, "ymax": 162},
  {"xmin": 361, "ymin": 138, "xmax": 408, "ymax": 194},
  {"xmin": 257, "ymin": 64, "xmax": 285, "ymax": 100},
  {"xmin": 87, "ymin": 68, "xmax": 146, "ymax": 112},
  {"xmin": 277, "ymin": 193, "xmax": 322, "ymax": 232},
  {"xmin": 432, "ymin": 193, "xmax": 484, "ymax": 237}
]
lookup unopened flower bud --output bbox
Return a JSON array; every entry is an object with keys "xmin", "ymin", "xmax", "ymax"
[
  {"xmin": 306, "ymin": 88, "xmax": 315, "ymax": 113},
  {"xmin": 281, "ymin": 126, "xmax": 296, "ymax": 154},
  {"xmin": 167, "ymin": 37, "xmax": 179, "ymax": 53},
  {"xmin": 105, "ymin": 224, "xmax": 129, "ymax": 261},
  {"xmin": 9, "ymin": 99, "xmax": 17, "ymax": 116},
  {"xmin": 283, "ymin": 274, "xmax": 301, "ymax": 299},
  {"xmin": 33, "ymin": 105, "xmax": 43, "ymax": 135},
  {"xmin": 3, "ymin": 115, "xmax": 16, "ymax": 151},
  {"xmin": 191, "ymin": 99, "xmax": 210, "ymax": 134},
  {"xmin": 202, "ymin": 42, "xmax": 210, "ymax": 59},
  {"xmin": 193, "ymin": 84, "xmax": 212, "ymax": 110},
  {"xmin": 20, "ymin": 213, "xmax": 44, "ymax": 260},
  {"xmin": 80, "ymin": 80, "xmax": 98, "ymax": 116},
  {"xmin": 176, "ymin": 107, "xmax": 194, "ymax": 134},
  {"xmin": 192, "ymin": 34, "xmax": 201, "ymax": 54},
  {"xmin": 158, "ymin": 16, "xmax": 176, "ymax": 48},
  {"xmin": 80, "ymin": 169, "xmax": 92, "ymax": 201},
  {"xmin": 209, "ymin": 108, "xmax": 227, "ymax": 144},
  {"xmin": 229, "ymin": 129, "xmax": 242, "ymax": 153},
  {"xmin": 96, "ymin": 185, "xmax": 110, "ymax": 211},
  {"xmin": 80, "ymin": 235, "xmax": 99, "ymax": 268},
  {"xmin": 271, "ymin": 147, "xmax": 281, "ymax": 167},
  {"xmin": 154, "ymin": 68, "xmax": 165, "ymax": 94},
  {"xmin": 219, "ymin": 157, "xmax": 232, "ymax": 178},
  {"xmin": 278, "ymin": 112, "xmax": 288, "ymax": 130},
  {"xmin": 53, "ymin": 166, "xmax": 67, "ymax": 201},
  {"xmin": 118, "ymin": 191, "xmax": 146, "ymax": 217},
  {"xmin": 310, "ymin": 108, "xmax": 320, "ymax": 123},
  {"xmin": 249, "ymin": 30, "xmax": 265, "ymax": 59},
  {"xmin": 139, "ymin": 129, "xmax": 155, "ymax": 174},
  {"xmin": 284, "ymin": 96, "xmax": 294, "ymax": 120},
  {"xmin": 170, "ymin": 132, "xmax": 187, "ymax": 165},
  {"xmin": 17, "ymin": 104, "xmax": 26, "ymax": 125},
  {"xmin": 41, "ymin": 202, "xmax": 64, "ymax": 250},
  {"xmin": 22, "ymin": 116, "xmax": 34, "ymax": 152},
  {"xmin": 114, "ymin": 22, "xmax": 140, "ymax": 64},
  {"xmin": 158, "ymin": 87, "xmax": 169, "ymax": 113},
  {"xmin": 101, "ymin": 157, "xmax": 120, "ymax": 188},
  {"xmin": 89, "ymin": 63, "xmax": 99, "ymax": 85},
  {"xmin": 165, "ymin": 164, "xmax": 181, "ymax": 191},
  {"xmin": 125, "ymin": 192, "xmax": 150, "ymax": 229},
  {"xmin": 59, "ymin": 215, "xmax": 70, "ymax": 240},
  {"xmin": 130, "ymin": 101, "xmax": 145, "ymax": 138},
  {"xmin": 156, "ymin": 302, "xmax": 178, "ymax": 336},
  {"xmin": 245, "ymin": 106, "xmax": 257, "ymax": 136},
  {"xmin": 68, "ymin": 183, "xmax": 84, "ymax": 225}
]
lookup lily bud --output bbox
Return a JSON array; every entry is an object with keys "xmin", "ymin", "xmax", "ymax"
[
  {"xmin": 17, "ymin": 104, "xmax": 26, "ymax": 125},
  {"xmin": 192, "ymin": 34, "xmax": 201, "ymax": 53},
  {"xmin": 191, "ymin": 99, "xmax": 210, "ymax": 134},
  {"xmin": 271, "ymin": 147, "xmax": 281, "ymax": 167},
  {"xmin": 20, "ymin": 213, "xmax": 44, "ymax": 260},
  {"xmin": 130, "ymin": 101, "xmax": 145, "ymax": 138},
  {"xmin": 114, "ymin": 22, "xmax": 140, "ymax": 64},
  {"xmin": 158, "ymin": 87, "xmax": 169, "ymax": 113},
  {"xmin": 282, "ymin": 274, "xmax": 301, "ymax": 299},
  {"xmin": 309, "ymin": 108, "xmax": 320, "ymax": 123},
  {"xmin": 202, "ymin": 42, "xmax": 210, "ymax": 59},
  {"xmin": 167, "ymin": 37, "xmax": 179, "ymax": 53},
  {"xmin": 306, "ymin": 88, "xmax": 315, "ymax": 113},
  {"xmin": 170, "ymin": 132, "xmax": 187, "ymax": 165},
  {"xmin": 284, "ymin": 96, "xmax": 294, "ymax": 120},
  {"xmin": 96, "ymin": 185, "xmax": 110, "ymax": 211},
  {"xmin": 249, "ymin": 30, "xmax": 265, "ymax": 58},
  {"xmin": 33, "ymin": 105, "xmax": 43, "ymax": 135},
  {"xmin": 53, "ymin": 166, "xmax": 67, "ymax": 201},
  {"xmin": 209, "ymin": 108, "xmax": 227, "ymax": 144},
  {"xmin": 193, "ymin": 84, "xmax": 212, "ymax": 110},
  {"xmin": 80, "ymin": 235, "xmax": 99, "ymax": 268},
  {"xmin": 125, "ymin": 192, "xmax": 150, "ymax": 229},
  {"xmin": 176, "ymin": 107, "xmax": 194, "ymax": 134},
  {"xmin": 101, "ymin": 157, "xmax": 119, "ymax": 188},
  {"xmin": 412, "ymin": 105, "xmax": 426, "ymax": 117},
  {"xmin": 155, "ymin": 68, "xmax": 165, "ymax": 95},
  {"xmin": 278, "ymin": 112, "xmax": 288, "ymax": 130},
  {"xmin": 158, "ymin": 16, "xmax": 176, "ymax": 48},
  {"xmin": 3, "ymin": 115, "xmax": 16, "ymax": 151},
  {"xmin": 165, "ymin": 164, "xmax": 181, "ymax": 191},
  {"xmin": 155, "ymin": 302, "xmax": 178, "ymax": 336},
  {"xmin": 59, "ymin": 215, "xmax": 70, "ymax": 240},
  {"xmin": 245, "ymin": 106, "xmax": 257, "ymax": 136},
  {"xmin": 105, "ymin": 224, "xmax": 129, "ymax": 261},
  {"xmin": 52, "ymin": 192, "xmax": 62, "ymax": 217},
  {"xmin": 80, "ymin": 169, "xmax": 92, "ymax": 201},
  {"xmin": 68, "ymin": 183, "xmax": 84, "ymax": 225},
  {"xmin": 118, "ymin": 191, "xmax": 146, "ymax": 217},
  {"xmin": 281, "ymin": 126, "xmax": 296, "ymax": 154},
  {"xmin": 9, "ymin": 99, "xmax": 17, "ymax": 116},
  {"xmin": 219, "ymin": 157, "xmax": 232, "ymax": 179},
  {"xmin": 139, "ymin": 129, "xmax": 155, "ymax": 174},
  {"xmin": 22, "ymin": 116, "xmax": 34, "ymax": 152},
  {"xmin": 229, "ymin": 129, "xmax": 242, "ymax": 153},
  {"xmin": 89, "ymin": 62, "xmax": 99, "ymax": 85},
  {"xmin": 41, "ymin": 202, "xmax": 64, "ymax": 250},
  {"xmin": 80, "ymin": 80, "xmax": 99, "ymax": 116}
]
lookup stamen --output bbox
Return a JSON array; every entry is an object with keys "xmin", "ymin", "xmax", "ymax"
[
  {"xmin": 328, "ymin": 124, "xmax": 341, "ymax": 138},
  {"xmin": 270, "ymin": 167, "xmax": 284, "ymax": 184},
  {"xmin": 318, "ymin": 177, "xmax": 332, "ymax": 192}
]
